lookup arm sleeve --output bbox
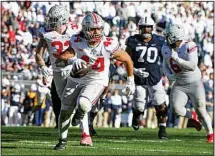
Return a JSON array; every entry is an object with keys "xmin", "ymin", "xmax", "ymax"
[
  {"xmin": 173, "ymin": 43, "xmax": 198, "ymax": 71},
  {"xmin": 162, "ymin": 58, "xmax": 173, "ymax": 77},
  {"xmin": 161, "ymin": 45, "xmax": 173, "ymax": 77}
]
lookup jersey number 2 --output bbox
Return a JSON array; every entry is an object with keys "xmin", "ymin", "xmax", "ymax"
[
  {"xmin": 136, "ymin": 46, "xmax": 158, "ymax": 63},
  {"xmin": 81, "ymin": 55, "xmax": 104, "ymax": 72}
]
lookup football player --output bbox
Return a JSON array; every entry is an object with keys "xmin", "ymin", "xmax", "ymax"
[
  {"xmin": 54, "ymin": 12, "xmax": 135, "ymax": 150},
  {"xmin": 125, "ymin": 16, "xmax": 168, "ymax": 139},
  {"xmin": 35, "ymin": 5, "xmax": 79, "ymax": 100},
  {"xmin": 162, "ymin": 24, "xmax": 214, "ymax": 143}
]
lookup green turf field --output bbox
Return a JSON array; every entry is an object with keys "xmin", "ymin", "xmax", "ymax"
[{"xmin": 1, "ymin": 126, "xmax": 213, "ymax": 155}]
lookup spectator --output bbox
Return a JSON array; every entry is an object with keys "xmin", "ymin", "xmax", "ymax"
[
  {"xmin": 103, "ymin": 92, "xmax": 112, "ymax": 128},
  {"xmin": 21, "ymin": 84, "xmax": 37, "ymax": 126},
  {"xmin": 8, "ymin": 84, "xmax": 22, "ymax": 126},
  {"xmin": 110, "ymin": 89, "xmax": 122, "ymax": 128}
]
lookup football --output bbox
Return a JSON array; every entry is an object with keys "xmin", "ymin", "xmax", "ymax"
[{"xmin": 70, "ymin": 61, "xmax": 90, "ymax": 78}]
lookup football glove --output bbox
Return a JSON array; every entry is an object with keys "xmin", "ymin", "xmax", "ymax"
[
  {"xmin": 134, "ymin": 68, "xmax": 149, "ymax": 78},
  {"xmin": 40, "ymin": 65, "xmax": 52, "ymax": 78},
  {"xmin": 171, "ymin": 49, "xmax": 179, "ymax": 60},
  {"xmin": 122, "ymin": 76, "xmax": 135, "ymax": 96},
  {"xmin": 73, "ymin": 59, "xmax": 87, "ymax": 70}
]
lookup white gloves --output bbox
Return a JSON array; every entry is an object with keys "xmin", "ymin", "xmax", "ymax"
[
  {"xmin": 40, "ymin": 66, "xmax": 52, "ymax": 78},
  {"xmin": 122, "ymin": 76, "xmax": 135, "ymax": 96},
  {"xmin": 171, "ymin": 49, "xmax": 179, "ymax": 60},
  {"xmin": 67, "ymin": 55, "xmax": 77, "ymax": 65},
  {"xmin": 134, "ymin": 68, "xmax": 149, "ymax": 78},
  {"xmin": 73, "ymin": 59, "xmax": 87, "ymax": 70}
]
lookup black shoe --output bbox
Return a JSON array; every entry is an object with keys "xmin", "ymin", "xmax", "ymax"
[
  {"xmin": 72, "ymin": 109, "xmax": 85, "ymax": 126},
  {"xmin": 132, "ymin": 109, "xmax": 141, "ymax": 131},
  {"xmin": 54, "ymin": 139, "xmax": 67, "ymax": 150},
  {"xmin": 158, "ymin": 126, "xmax": 168, "ymax": 140},
  {"xmin": 89, "ymin": 124, "xmax": 97, "ymax": 136}
]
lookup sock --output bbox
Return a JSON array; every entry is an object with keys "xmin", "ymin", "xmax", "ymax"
[
  {"xmin": 89, "ymin": 112, "xmax": 97, "ymax": 126},
  {"xmin": 81, "ymin": 113, "xmax": 90, "ymax": 136},
  {"xmin": 59, "ymin": 110, "xmax": 72, "ymax": 139}
]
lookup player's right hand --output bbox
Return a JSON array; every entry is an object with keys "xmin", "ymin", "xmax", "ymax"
[
  {"xmin": 73, "ymin": 59, "xmax": 87, "ymax": 70},
  {"xmin": 134, "ymin": 68, "xmax": 149, "ymax": 78},
  {"xmin": 40, "ymin": 65, "xmax": 52, "ymax": 78},
  {"xmin": 122, "ymin": 76, "xmax": 135, "ymax": 96}
]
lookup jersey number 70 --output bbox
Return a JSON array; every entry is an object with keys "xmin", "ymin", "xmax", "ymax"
[{"xmin": 136, "ymin": 46, "xmax": 158, "ymax": 63}]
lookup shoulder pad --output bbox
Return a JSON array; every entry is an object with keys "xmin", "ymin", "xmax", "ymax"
[
  {"xmin": 38, "ymin": 27, "xmax": 52, "ymax": 39},
  {"xmin": 103, "ymin": 37, "xmax": 120, "ymax": 53},
  {"xmin": 154, "ymin": 34, "xmax": 165, "ymax": 44},
  {"xmin": 161, "ymin": 44, "xmax": 171, "ymax": 55},
  {"xmin": 187, "ymin": 41, "xmax": 198, "ymax": 53},
  {"xmin": 125, "ymin": 36, "xmax": 136, "ymax": 47}
]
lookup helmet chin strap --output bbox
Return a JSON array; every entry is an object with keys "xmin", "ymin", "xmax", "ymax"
[{"xmin": 143, "ymin": 33, "xmax": 152, "ymax": 39}]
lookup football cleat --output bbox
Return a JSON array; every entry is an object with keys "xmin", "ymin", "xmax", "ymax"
[
  {"xmin": 89, "ymin": 124, "xmax": 97, "ymax": 136},
  {"xmin": 72, "ymin": 109, "xmax": 85, "ymax": 126},
  {"xmin": 207, "ymin": 133, "xmax": 214, "ymax": 143},
  {"xmin": 189, "ymin": 111, "xmax": 202, "ymax": 131},
  {"xmin": 158, "ymin": 126, "xmax": 168, "ymax": 140},
  {"xmin": 80, "ymin": 133, "xmax": 93, "ymax": 146},
  {"xmin": 132, "ymin": 109, "xmax": 141, "ymax": 131},
  {"xmin": 54, "ymin": 139, "xmax": 67, "ymax": 150}
]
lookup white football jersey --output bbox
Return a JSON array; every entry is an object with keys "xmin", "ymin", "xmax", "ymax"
[
  {"xmin": 161, "ymin": 40, "xmax": 201, "ymax": 83},
  {"xmin": 70, "ymin": 34, "xmax": 120, "ymax": 86},
  {"xmin": 39, "ymin": 23, "xmax": 80, "ymax": 72}
]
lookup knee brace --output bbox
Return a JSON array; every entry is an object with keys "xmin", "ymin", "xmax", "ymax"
[
  {"xmin": 154, "ymin": 102, "xmax": 167, "ymax": 118},
  {"xmin": 78, "ymin": 97, "xmax": 92, "ymax": 113}
]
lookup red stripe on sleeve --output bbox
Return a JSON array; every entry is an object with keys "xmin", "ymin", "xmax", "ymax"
[{"xmin": 188, "ymin": 46, "xmax": 197, "ymax": 53}]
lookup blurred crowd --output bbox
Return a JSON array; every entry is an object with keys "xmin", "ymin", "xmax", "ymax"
[{"xmin": 1, "ymin": 1, "xmax": 214, "ymax": 128}]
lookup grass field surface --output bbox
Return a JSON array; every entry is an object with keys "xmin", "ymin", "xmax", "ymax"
[{"xmin": 1, "ymin": 126, "xmax": 213, "ymax": 155}]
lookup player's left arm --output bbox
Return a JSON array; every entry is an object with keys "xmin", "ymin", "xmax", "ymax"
[
  {"xmin": 112, "ymin": 49, "xmax": 134, "ymax": 77},
  {"xmin": 55, "ymin": 46, "xmax": 76, "ymax": 61},
  {"xmin": 171, "ymin": 43, "xmax": 198, "ymax": 71}
]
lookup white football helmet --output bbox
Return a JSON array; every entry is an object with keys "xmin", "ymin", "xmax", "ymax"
[
  {"xmin": 138, "ymin": 16, "xmax": 155, "ymax": 38},
  {"xmin": 45, "ymin": 5, "xmax": 70, "ymax": 30},
  {"xmin": 82, "ymin": 13, "xmax": 104, "ymax": 42},
  {"xmin": 163, "ymin": 24, "xmax": 185, "ymax": 45}
]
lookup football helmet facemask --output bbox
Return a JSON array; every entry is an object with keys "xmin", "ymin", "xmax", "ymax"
[{"xmin": 82, "ymin": 13, "xmax": 104, "ymax": 42}]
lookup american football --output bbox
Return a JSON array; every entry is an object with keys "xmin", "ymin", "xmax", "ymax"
[{"xmin": 70, "ymin": 61, "xmax": 90, "ymax": 78}]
